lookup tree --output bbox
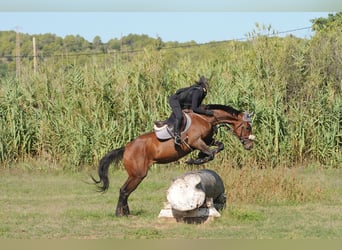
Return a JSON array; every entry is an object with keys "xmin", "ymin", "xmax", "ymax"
[
  {"xmin": 63, "ymin": 35, "xmax": 90, "ymax": 53},
  {"xmin": 311, "ymin": 12, "xmax": 342, "ymax": 32},
  {"xmin": 92, "ymin": 36, "xmax": 105, "ymax": 52},
  {"xmin": 309, "ymin": 12, "xmax": 342, "ymax": 91},
  {"xmin": 155, "ymin": 36, "xmax": 163, "ymax": 51},
  {"xmin": 37, "ymin": 33, "xmax": 63, "ymax": 56},
  {"xmin": 107, "ymin": 38, "xmax": 121, "ymax": 51}
]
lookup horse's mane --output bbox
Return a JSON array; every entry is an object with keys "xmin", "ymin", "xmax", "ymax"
[{"xmin": 203, "ymin": 104, "xmax": 241, "ymax": 117}]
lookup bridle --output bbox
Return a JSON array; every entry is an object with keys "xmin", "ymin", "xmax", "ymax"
[
  {"xmin": 216, "ymin": 120, "xmax": 255, "ymax": 143},
  {"xmin": 236, "ymin": 120, "xmax": 256, "ymax": 144},
  {"xmin": 213, "ymin": 110, "xmax": 256, "ymax": 143}
]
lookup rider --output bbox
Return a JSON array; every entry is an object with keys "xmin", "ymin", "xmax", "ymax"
[{"xmin": 169, "ymin": 76, "xmax": 214, "ymax": 145}]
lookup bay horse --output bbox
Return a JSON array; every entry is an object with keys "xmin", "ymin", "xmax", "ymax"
[{"xmin": 92, "ymin": 104, "xmax": 255, "ymax": 216}]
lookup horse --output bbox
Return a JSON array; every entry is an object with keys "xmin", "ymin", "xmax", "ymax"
[{"xmin": 92, "ymin": 104, "xmax": 255, "ymax": 216}]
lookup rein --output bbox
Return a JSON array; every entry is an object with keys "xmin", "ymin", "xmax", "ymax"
[{"xmin": 215, "ymin": 117, "xmax": 255, "ymax": 142}]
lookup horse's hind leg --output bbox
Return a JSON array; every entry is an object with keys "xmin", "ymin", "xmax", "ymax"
[
  {"xmin": 115, "ymin": 141, "xmax": 152, "ymax": 216},
  {"xmin": 116, "ymin": 175, "xmax": 146, "ymax": 216}
]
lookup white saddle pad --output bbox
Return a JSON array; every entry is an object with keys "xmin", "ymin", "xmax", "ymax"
[{"xmin": 153, "ymin": 113, "xmax": 191, "ymax": 140}]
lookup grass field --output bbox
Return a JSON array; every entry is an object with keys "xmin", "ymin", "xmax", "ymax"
[
  {"xmin": 0, "ymin": 15, "xmax": 340, "ymax": 242},
  {"xmin": 1, "ymin": 163, "xmax": 341, "ymax": 239}
]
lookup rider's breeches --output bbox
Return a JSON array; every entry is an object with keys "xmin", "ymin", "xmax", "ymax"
[{"xmin": 169, "ymin": 95, "xmax": 182, "ymax": 134}]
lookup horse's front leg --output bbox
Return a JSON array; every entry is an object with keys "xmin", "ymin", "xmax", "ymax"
[
  {"xmin": 211, "ymin": 140, "xmax": 224, "ymax": 154},
  {"xmin": 185, "ymin": 140, "xmax": 224, "ymax": 165},
  {"xmin": 185, "ymin": 138, "xmax": 215, "ymax": 165}
]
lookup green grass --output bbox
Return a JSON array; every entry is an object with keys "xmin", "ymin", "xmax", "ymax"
[{"xmin": 1, "ymin": 164, "xmax": 341, "ymax": 239}]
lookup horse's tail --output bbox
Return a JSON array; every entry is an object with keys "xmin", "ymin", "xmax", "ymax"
[{"xmin": 91, "ymin": 147, "xmax": 125, "ymax": 192}]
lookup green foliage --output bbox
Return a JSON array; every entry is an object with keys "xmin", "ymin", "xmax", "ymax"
[
  {"xmin": 311, "ymin": 12, "xmax": 342, "ymax": 32},
  {"xmin": 0, "ymin": 18, "xmax": 341, "ymax": 170}
]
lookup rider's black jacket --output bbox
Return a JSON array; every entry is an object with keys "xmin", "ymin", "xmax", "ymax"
[{"xmin": 169, "ymin": 84, "xmax": 213, "ymax": 116}]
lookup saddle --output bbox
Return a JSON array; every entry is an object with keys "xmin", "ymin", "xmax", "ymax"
[{"xmin": 154, "ymin": 112, "xmax": 192, "ymax": 140}]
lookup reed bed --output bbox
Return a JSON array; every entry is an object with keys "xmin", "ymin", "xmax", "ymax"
[{"xmin": 0, "ymin": 30, "xmax": 341, "ymax": 170}]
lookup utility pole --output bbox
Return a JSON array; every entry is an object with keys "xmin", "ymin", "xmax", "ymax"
[
  {"xmin": 15, "ymin": 26, "xmax": 21, "ymax": 79},
  {"xmin": 120, "ymin": 33, "xmax": 123, "ymax": 53},
  {"xmin": 33, "ymin": 37, "xmax": 38, "ymax": 74},
  {"xmin": 120, "ymin": 33, "xmax": 123, "ymax": 61}
]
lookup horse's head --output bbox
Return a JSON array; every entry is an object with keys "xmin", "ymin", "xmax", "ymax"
[
  {"xmin": 232, "ymin": 111, "xmax": 255, "ymax": 150},
  {"xmin": 204, "ymin": 104, "xmax": 256, "ymax": 150}
]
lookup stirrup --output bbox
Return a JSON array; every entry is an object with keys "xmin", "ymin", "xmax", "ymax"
[{"xmin": 174, "ymin": 135, "xmax": 182, "ymax": 146}]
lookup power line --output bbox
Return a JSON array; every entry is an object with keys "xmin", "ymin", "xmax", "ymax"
[{"xmin": 277, "ymin": 26, "xmax": 312, "ymax": 36}]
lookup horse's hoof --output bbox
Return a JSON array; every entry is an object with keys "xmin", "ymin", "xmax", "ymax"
[
  {"xmin": 115, "ymin": 205, "xmax": 130, "ymax": 217},
  {"xmin": 115, "ymin": 211, "xmax": 130, "ymax": 217},
  {"xmin": 115, "ymin": 209, "xmax": 124, "ymax": 217},
  {"xmin": 193, "ymin": 157, "xmax": 211, "ymax": 165},
  {"xmin": 193, "ymin": 159, "xmax": 206, "ymax": 165},
  {"xmin": 185, "ymin": 158, "xmax": 196, "ymax": 165},
  {"xmin": 185, "ymin": 158, "xmax": 208, "ymax": 165}
]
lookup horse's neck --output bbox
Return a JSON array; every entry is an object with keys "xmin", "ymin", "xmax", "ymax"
[
  {"xmin": 190, "ymin": 110, "xmax": 240, "ymax": 126},
  {"xmin": 213, "ymin": 110, "xmax": 240, "ymax": 126}
]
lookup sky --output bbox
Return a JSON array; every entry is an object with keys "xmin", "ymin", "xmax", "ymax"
[{"xmin": 0, "ymin": 12, "xmax": 331, "ymax": 43}]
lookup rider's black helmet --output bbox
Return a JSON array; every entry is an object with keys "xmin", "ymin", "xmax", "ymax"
[{"xmin": 196, "ymin": 76, "xmax": 209, "ymax": 88}]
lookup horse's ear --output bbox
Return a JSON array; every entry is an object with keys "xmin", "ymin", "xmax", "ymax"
[{"xmin": 243, "ymin": 111, "xmax": 254, "ymax": 122}]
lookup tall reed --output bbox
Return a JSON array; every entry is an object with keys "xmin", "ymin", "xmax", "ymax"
[{"xmin": 0, "ymin": 30, "xmax": 340, "ymax": 170}]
